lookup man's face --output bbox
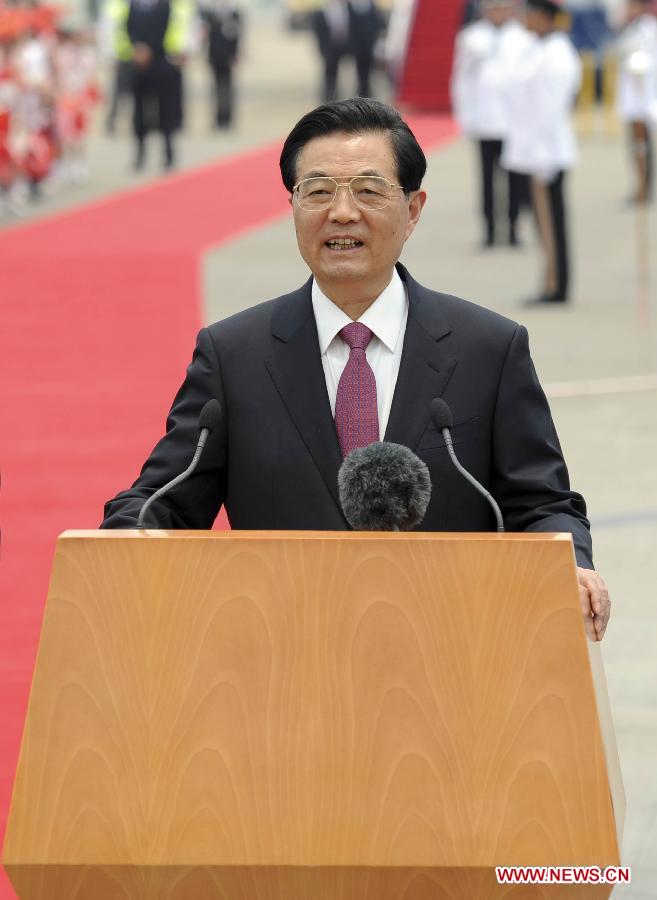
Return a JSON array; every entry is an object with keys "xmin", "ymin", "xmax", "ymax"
[
  {"xmin": 525, "ymin": 7, "xmax": 550, "ymax": 33},
  {"xmin": 483, "ymin": 2, "xmax": 513, "ymax": 27},
  {"xmin": 627, "ymin": 1, "xmax": 646, "ymax": 22},
  {"xmin": 291, "ymin": 131, "xmax": 425, "ymax": 297}
]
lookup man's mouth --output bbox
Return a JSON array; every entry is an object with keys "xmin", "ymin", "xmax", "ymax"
[{"xmin": 325, "ymin": 238, "xmax": 364, "ymax": 251}]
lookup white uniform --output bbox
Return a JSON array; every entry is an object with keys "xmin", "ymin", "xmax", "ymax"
[
  {"xmin": 502, "ymin": 30, "xmax": 582, "ymax": 182},
  {"xmin": 617, "ymin": 13, "xmax": 657, "ymax": 123},
  {"xmin": 451, "ymin": 18, "xmax": 533, "ymax": 139}
]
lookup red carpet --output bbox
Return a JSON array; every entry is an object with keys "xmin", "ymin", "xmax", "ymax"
[{"xmin": 0, "ymin": 114, "xmax": 456, "ymax": 896}]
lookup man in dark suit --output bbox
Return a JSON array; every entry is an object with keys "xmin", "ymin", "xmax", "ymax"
[
  {"xmin": 347, "ymin": 0, "xmax": 384, "ymax": 98},
  {"xmin": 312, "ymin": 0, "xmax": 350, "ymax": 102},
  {"xmin": 102, "ymin": 97, "xmax": 610, "ymax": 640},
  {"xmin": 127, "ymin": 0, "xmax": 184, "ymax": 170},
  {"xmin": 201, "ymin": 0, "xmax": 241, "ymax": 128}
]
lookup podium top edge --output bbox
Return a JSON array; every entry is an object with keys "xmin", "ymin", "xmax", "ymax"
[{"xmin": 59, "ymin": 530, "xmax": 574, "ymax": 543}]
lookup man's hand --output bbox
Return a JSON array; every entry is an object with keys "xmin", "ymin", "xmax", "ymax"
[
  {"xmin": 577, "ymin": 567, "xmax": 610, "ymax": 641},
  {"xmin": 133, "ymin": 43, "xmax": 152, "ymax": 67}
]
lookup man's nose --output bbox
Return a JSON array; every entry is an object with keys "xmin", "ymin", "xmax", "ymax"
[{"xmin": 328, "ymin": 184, "xmax": 362, "ymax": 222}]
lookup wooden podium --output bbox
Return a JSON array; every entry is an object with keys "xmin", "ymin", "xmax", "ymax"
[{"xmin": 3, "ymin": 531, "xmax": 624, "ymax": 899}]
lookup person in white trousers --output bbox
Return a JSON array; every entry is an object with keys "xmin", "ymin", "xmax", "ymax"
[{"xmin": 503, "ymin": 0, "xmax": 582, "ymax": 304}]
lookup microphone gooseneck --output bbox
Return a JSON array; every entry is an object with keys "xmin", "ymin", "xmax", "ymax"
[
  {"xmin": 338, "ymin": 441, "xmax": 432, "ymax": 532},
  {"xmin": 430, "ymin": 398, "xmax": 505, "ymax": 533},
  {"xmin": 136, "ymin": 399, "xmax": 223, "ymax": 529}
]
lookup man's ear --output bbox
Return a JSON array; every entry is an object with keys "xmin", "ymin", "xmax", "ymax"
[{"xmin": 405, "ymin": 190, "xmax": 427, "ymax": 240}]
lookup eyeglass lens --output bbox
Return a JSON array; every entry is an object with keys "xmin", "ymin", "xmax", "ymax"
[{"xmin": 296, "ymin": 177, "xmax": 394, "ymax": 210}]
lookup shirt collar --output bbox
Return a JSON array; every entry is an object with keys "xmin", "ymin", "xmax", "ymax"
[{"xmin": 311, "ymin": 268, "xmax": 407, "ymax": 355}]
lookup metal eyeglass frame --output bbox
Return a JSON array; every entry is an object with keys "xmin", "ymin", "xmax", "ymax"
[{"xmin": 291, "ymin": 175, "xmax": 406, "ymax": 211}]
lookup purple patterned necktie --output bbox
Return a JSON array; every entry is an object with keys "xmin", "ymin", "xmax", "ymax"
[{"xmin": 334, "ymin": 322, "xmax": 379, "ymax": 457}]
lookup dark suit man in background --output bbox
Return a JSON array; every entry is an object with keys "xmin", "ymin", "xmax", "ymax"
[
  {"xmin": 127, "ymin": 0, "xmax": 185, "ymax": 169},
  {"xmin": 102, "ymin": 97, "xmax": 610, "ymax": 640},
  {"xmin": 312, "ymin": 0, "xmax": 383, "ymax": 101},
  {"xmin": 348, "ymin": 0, "xmax": 384, "ymax": 98},
  {"xmin": 202, "ymin": 0, "xmax": 241, "ymax": 129},
  {"xmin": 312, "ymin": 0, "xmax": 350, "ymax": 102}
]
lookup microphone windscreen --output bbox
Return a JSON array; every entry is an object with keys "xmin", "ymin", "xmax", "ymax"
[
  {"xmin": 198, "ymin": 398, "xmax": 223, "ymax": 433},
  {"xmin": 338, "ymin": 442, "xmax": 432, "ymax": 531},
  {"xmin": 430, "ymin": 397, "xmax": 453, "ymax": 431}
]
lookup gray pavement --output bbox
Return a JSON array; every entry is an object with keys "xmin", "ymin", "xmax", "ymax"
[{"xmin": 5, "ymin": 13, "xmax": 657, "ymax": 895}]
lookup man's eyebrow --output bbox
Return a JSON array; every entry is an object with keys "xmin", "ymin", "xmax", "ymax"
[{"xmin": 299, "ymin": 169, "xmax": 388, "ymax": 179}]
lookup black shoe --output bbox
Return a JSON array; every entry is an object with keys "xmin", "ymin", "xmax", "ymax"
[
  {"xmin": 163, "ymin": 137, "xmax": 175, "ymax": 170},
  {"xmin": 509, "ymin": 227, "xmax": 521, "ymax": 247}
]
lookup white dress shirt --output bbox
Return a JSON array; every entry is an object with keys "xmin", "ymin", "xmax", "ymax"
[{"xmin": 311, "ymin": 269, "xmax": 408, "ymax": 440}]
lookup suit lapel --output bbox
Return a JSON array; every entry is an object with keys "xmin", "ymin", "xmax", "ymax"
[
  {"xmin": 266, "ymin": 280, "xmax": 346, "ymax": 518},
  {"xmin": 385, "ymin": 265, "xmax": 456, "ymax": 449}
]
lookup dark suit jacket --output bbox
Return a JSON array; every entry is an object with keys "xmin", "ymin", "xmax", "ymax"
[
  {"xmin": 312, "ymin": 8, "xmax": 348, "ymax": 59},
  {"xmin": 203, "ymin": 7, "xmax": 241, "ymax": 70},
  {"xmin": 127, "ymin": 0, "xmax": 170, "ymax": 62},
  {"xmin": 101, "ymin": 264, "xmax": 593, "ymax": 568},
  {"xmin": 347, "ymin": 0, "xmax": 384, "ymax": 55}
]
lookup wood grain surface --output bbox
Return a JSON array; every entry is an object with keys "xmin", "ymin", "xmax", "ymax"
[{"xmin": 3, "ymin": 531, "xmax": 622, "ymax": 899}]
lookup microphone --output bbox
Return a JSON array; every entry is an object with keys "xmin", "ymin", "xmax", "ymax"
[
  {"xmin": 136, "ymin": 398, "xmax": 223, "ymax": 529},
  {"xmin": 338, "ymin": 441, "xmax": 432, "ymax": 532},
  {"xmin": 430, "ymin": 398, "xmax": 505, "ymax": 532}
]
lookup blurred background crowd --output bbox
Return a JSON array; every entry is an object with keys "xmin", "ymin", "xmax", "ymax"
[
  {"xmin": 0, "ymin": 0, "xmax": 655, "ymax": 221},
  {"xmin": 0, "ymin": 1, "xmax": 99, "ymax": 207}
]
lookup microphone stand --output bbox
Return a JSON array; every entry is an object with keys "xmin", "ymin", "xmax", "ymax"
[{"xmin": 136, "ymin": 427, "xmax": 211, "ymax": 529}]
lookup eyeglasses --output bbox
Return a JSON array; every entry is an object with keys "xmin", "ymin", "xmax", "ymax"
[{"xmin": 292, "ymin": 175, "xmax": 406, "ymax": 211}]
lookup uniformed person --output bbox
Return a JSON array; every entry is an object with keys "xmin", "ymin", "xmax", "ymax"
[
  {"xmin": 503, "ymin": 0, "xmax": 582, "ymax": 303},
  {"xmin": 616, "ymin": 0, "xmax": 657, "ymax": 204},
  {"xmin": 451, "ymin": 0, "xmax": 532, "ymax": 247}
]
